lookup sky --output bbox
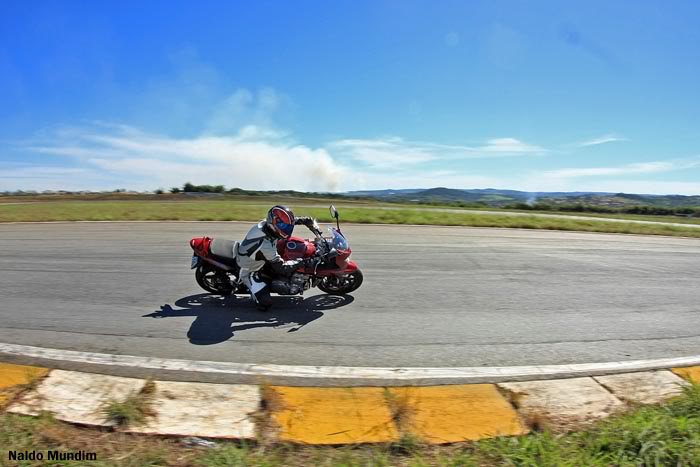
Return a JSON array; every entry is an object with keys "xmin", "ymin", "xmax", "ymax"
[{"xmin": 1, "ymin": 0, "xmax": 700, "ymax": 194}]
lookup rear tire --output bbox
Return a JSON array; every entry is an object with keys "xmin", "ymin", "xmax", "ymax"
[
  {"xmin": 317, "ymin": 269, "xmax": 363, "ymax": 295},
  {"xmin": 195, "ymin": 265, "xmax": 233, "ymax": 295}
]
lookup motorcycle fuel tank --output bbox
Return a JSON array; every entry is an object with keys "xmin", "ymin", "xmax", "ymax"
[{"xmin": 278, "ymin": 236, "xmax": 316, "ymax": 260}]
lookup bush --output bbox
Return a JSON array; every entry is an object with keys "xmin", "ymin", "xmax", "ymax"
[{"xmin": 183, "ymin": 182, "xmax": 225, "ymax": 193}]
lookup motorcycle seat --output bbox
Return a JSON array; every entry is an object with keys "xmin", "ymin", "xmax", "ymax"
[{"xmin": 209, "ymin": 239, "xmax": 238, "ymax": 268}]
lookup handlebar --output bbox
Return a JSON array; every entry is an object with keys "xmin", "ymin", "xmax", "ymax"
[{"xmin": 302, "ymin": 218, "xmax": 337, "ymax": 261}]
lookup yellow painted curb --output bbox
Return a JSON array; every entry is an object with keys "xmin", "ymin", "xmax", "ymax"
[
  {"xmin": 388, "ymin": 385, "xmax": 528, "ymax": 444},
  {"xmin": 672, "ymin": 366, "xmax": 700, "ymax": 384},
  {"xmin": 0, "ymin": 363, "xmax": 49, "ymax": 407},
  {"xmin": 269, "ymin": 386, "xmax": 399, "ymax": 444}
]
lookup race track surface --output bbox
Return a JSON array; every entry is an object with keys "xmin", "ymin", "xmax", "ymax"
[{"xmin": 1, "ymin": 222, "xmax": 700, "ymax": 379}]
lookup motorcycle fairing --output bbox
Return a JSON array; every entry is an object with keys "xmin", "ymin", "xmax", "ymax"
[{"xmin": 337, "ymin": 259, "xmax": 359, "ymax": 273}]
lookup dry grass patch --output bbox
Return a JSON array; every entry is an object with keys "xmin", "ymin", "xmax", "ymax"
[
  {"xmin": 0, "ymin": 366, "xmax": 49, "ymax": 411},
  {"xmin": 1, "ymin": 412, "xmax": 198, "ymax": 467},
  {"xmin": 251, "ymin": 382, "xmax": 286, "ymax": 445},
  {"xmin": 101, "ymin": 380, "xmax": 157, "ymax": 428},
  {"xmin": 3, "ymin": 386, "xmax": 700, "ymax": 466}
]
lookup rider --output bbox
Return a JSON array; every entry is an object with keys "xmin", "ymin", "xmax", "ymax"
[{"xmin": 235, "ymin": 205, "xmax": 316, "ymax": 310}]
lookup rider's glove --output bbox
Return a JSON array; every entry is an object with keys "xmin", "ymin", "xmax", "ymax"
[
  {"xmin": 295, "ymin": 216, "xmax": 315, "ymax": 227},
  {"xmin": 270, "ymin": 258, "xmax": 304, "ymax": 276},
  {"xmin": 302, "ymin": 256, "xmax": 320, "ymax": 268}
]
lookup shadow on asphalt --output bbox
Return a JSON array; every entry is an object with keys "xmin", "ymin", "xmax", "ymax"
[{"xmin": 143, "ymin": 293, "xmax": 354, "ymax": 345}]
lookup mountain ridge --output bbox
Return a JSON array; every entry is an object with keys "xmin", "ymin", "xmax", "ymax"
[{"xmin": 345, "ymin": 187, "xmax": 700, "ymax": 208}]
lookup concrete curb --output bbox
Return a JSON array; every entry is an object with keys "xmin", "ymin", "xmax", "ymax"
[
  {"xmin": 4, "ymin": 343, "xmax": 700, "ymax": 386},
  {"xmin": 1, "ymin": 362, "xmax": 698, "ymax": 445}
]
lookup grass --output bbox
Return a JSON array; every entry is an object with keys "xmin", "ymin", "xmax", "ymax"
[
  {"xmin": 497, "ymin": 208, "xmax": 700, "ymax": 225},
  {"xmin": 0, "ymin": 412, "xmax": 195, "ymax": 467},
  {"xmin": 0, "ymin": 368, "xmax": 48, "ymax": 412},
  {"xmin": 477, "ymin": 384, "xmax": 700, "ymax": 466},
  {"xmin": 3, "ymin": 384, "xmax": 700, "ymax": 466},
  {"xmin": 2, "ymin": 198, "xmax": 700, "ymax": 239},
  {"xmin": 101, "ymin": 380, "xmax": 156, "ymax": 428}
]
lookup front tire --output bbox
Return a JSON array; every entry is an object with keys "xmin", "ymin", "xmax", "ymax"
[
  {"xmin": 195, "ymin": 265, "xmax": 234, "ymax": 295},
  {"xmin": 317, "ymin": 270, "xmax": 363, "ymax": 295}
]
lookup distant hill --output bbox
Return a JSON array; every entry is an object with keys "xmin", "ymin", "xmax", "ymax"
[
  {"xmin": 345, "ymin": 188, "xmax": 700, "ymax": 209},
  {"xmin": 541, "ymin": 192, "xmax": 700, "ymax": 208},
  {"xmin": 346, "ymin": 188, "xmax": 426, "ymax": 196}
]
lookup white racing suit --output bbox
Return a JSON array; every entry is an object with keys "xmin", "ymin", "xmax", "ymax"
[{"xmin": 235, "ymin": 220, "xmax": 307, "ymax": 310}]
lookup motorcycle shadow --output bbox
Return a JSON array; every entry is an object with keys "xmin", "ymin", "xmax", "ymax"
[{"xmin": 143, "ymin": 293, "xmax": 354, "ymax": 345}]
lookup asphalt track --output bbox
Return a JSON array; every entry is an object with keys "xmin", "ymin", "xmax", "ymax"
[{"xmin": 1, "ymin": 222, "xmax": 700, "ymax": 384}]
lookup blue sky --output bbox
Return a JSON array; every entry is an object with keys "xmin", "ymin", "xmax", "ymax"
[{"xmin": 2, "ymin": 0, "xmax": 700, "ymax": 194}]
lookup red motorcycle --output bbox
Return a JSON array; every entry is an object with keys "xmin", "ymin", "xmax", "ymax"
[{"xmin": 188, "ymin": 205, "xmax": 363, "ymax": 297}]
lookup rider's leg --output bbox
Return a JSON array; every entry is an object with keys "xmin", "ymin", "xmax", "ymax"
[
  {"xmin": 242, "ymin": 272, "xmax": 272, "ymax": 311},
  {"xmin": 252, "ymin": 286, "xmax": 272, "ymax": 311}
]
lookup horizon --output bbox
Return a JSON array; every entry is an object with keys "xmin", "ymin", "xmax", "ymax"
[
  {"xmin": 6, "ymin": 185, "xmax": 700, "ymax": 200},
  {"xmin": 2, "ymin": 1, "xmax": 700, "ymax": 195}
]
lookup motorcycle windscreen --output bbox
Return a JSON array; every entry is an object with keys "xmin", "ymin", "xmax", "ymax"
[{"xmin": 329, "ymin": 228, "xmax": 349, "ymax": 252}]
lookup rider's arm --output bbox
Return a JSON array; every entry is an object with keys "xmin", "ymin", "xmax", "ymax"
[
  {"xmin": 295, "ymin": 216, "xmax": 320, "ymax": 235},
  {"xmin": 259, "ymin": 241, "xmax": 302, "ymax": 275},
  {"xmin": 295, "ymin": 216, "xmax": 314, "ymax": 227}
]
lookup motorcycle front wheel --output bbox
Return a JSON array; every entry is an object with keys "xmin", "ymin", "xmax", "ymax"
[
  {"xmin": 317, "ymin": 270, "xmax": 363, "ymax": 295},
  {"xmin": 195, "ymin": 265, "xmax": 234, "ymax": 295}
]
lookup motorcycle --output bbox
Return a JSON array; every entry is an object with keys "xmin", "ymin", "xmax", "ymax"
[{"xmin": 188, "ymin": 205, "xmax": 363, "ymax": 298}]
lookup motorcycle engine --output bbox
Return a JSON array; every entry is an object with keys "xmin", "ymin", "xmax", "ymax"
[{"xmin": 270, "ymin": 273, "xmax": 307, "ymax": 295}]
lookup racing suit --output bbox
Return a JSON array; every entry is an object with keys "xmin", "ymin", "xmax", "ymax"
[{"xmin": 235, "ymin": 217, "xmax": 315, "ymax": 310}]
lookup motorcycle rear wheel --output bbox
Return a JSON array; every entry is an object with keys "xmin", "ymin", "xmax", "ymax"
[
  {"xmin": 317, "ymin": 270, "xmax": 363, "ymax": 295},
  {"xmin": 195, "ymin": 265, "xmax": 234, "ymax": 295}
]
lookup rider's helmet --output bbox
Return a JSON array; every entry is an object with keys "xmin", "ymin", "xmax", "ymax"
[{"xmin": 266, "ymin": 205, "xmax": 295, "ymax": 239}]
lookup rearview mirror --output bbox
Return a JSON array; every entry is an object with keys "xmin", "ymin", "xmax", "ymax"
[{"xmin": 329, "ymin": 205, "xmax": 339, "ymax": 219}]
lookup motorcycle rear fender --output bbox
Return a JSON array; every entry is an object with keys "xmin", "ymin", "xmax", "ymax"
[{"xmin": 190, "ymin": 236, "xmax": 212, "ymax": 256}]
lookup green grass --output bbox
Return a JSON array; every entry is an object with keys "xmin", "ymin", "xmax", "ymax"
[
  {"xmin": 477, "ymin": 384, "xmax": 700, "ymax": 466},
  {"xmin": 1, "ymin": 199, "xmax": 700, "ymax": 238},
  {"xmin": 497, "ymin": 208, "xmax": 700, "ymax": 225},
  {"xmin": 3, "ymin": 385, "xmax": 700, "ymax": 466},
  {"xmin": 4, "ymin": 192, "xmax": 700, "ymax": 223}
]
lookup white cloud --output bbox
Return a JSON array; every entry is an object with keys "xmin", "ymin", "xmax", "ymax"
[
  {"xmin": 18, "ymin": 125, "xmax": 545, "ymax": 192},
  {"xmin": 28, "ymin": 124, "xmax": 343, "ymax": 192},
  {"xmin": 510, "ymin": 158, "xmax": 700, "ymax": 195},
  {"xmin": 512, "ymin": 177, "xmax": 700, "ymax": 196},
  {"xmin": 480, "ymin": 138, "xmax": 545, "ymax": 154},
  {"xmin": 14, "ymin": 124, "xmax": 700, "ymax": 196},
  {"xmin": 328, "ymin": 138, "xmax": 434, "ymax": 169},
  {"xmin": 346, "ymin": 170, "xmax": 505, "ymax": 192},
  {"xmin": 205, "ymin": 87, "xmax": 288, "ymax": 135},
  {"xmin": 0, "ymin": 165, "xmax": 89, "ymax": 179},
  {"xmin": 568, "ymin": 180, "xmax": 700, "ymax": 196},
  {"xmin": 541, "ymin": 159, "xmax": 700, "ymax": 179},
  {"xmin": 0, "ymin": 163, "xmax": 115, "ymax": 191},
  {"xmin": 542, "ymin": 161, "xmax": 676, "ymax": 178},
  {"xmin": 577, "ymin": 134, "xmax": 626, "ymax": 147},
  {"xmin": 328, "ymin": 136, "xmax": 546, "ymax": 169}
]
